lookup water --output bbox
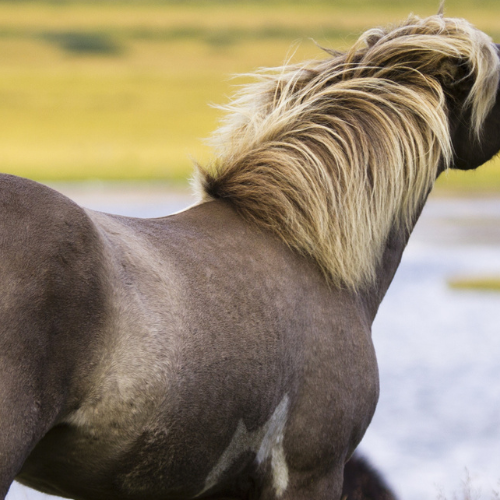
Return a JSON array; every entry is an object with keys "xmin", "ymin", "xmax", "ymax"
[
  {"xmin": 7, "ymin": 185, "xmax": 500, "ymax": 500},
  {"xmin": 364, "ymin": 198, "xmax": 500, "ymax": 500}
]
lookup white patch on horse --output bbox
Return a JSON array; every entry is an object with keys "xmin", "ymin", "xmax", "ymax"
[
  {"xmin": 198, "ymin": 394, "xmax": 289, "ymax": 497},
  {"xmin": 270, "ymin": 440, "xmax": 288, "ymax": 496}
]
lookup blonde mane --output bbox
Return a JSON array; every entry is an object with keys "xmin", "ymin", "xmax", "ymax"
[{"xmin": 196, "ymin": 15, "xmax": 499, "ymax": 290}]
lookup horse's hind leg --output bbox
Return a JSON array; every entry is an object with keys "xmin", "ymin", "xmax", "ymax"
[
  {"xmin": 0, "ymin": 275, "xmax": 72, "ymax": 498},
  {"xmin": 0, "ymin": 176, "xmax": 108, "ymax": 498},
  {"xmin": 0, "ymin": 383, "xmax": 35, "ymax": 497},
  {"xmin": 0, "ymin": 318, "xmax": 68, "ymax": 500},
  {"xmin": 0, "ymin": 362, "xmax": 55, "ymax": 498}
]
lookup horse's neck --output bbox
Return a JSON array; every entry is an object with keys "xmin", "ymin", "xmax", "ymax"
[
  {"xmin": 361, "ymin": 228, "xmax": 409, "ymax": 323},
  {"xmin": 360, "ymin": 200, "xmax": 427, "ymax": 323}
]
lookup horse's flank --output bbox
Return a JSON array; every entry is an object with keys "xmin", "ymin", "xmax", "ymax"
[{"xmin": 197, "ymin": 15, "xmax": 499, "ymax": 290}]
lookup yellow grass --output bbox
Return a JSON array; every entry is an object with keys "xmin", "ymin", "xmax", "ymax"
[
  {"xmin": 1, "ymin": 0, "xmax": 500, "ymax": 182},
  {"xmin": 448, "ymin": 276, "xmax": 500, "ymax": 292},
  {"xmin": 0, "ymin": 37, "xmax": 328, "ymax": 180},
  {"xmin": 435, "ymin": 157, "xmax": 500, "ymax": 194}
]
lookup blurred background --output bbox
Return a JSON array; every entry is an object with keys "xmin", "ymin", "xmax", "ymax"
[
  {"xmin": 3, "ymin": 1, "xmax": 500, "ymax": 500},
  {"xmin": 0, "ymin": 0, "xmax": 499, "ymax": 189}
]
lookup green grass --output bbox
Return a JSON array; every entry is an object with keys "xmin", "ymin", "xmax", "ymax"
[{"xmin": 1, "ymin": 0, "xmax": 500, "ymax": 182}]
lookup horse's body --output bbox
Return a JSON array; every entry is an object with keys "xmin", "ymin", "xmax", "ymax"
[
  {"xmin": 2, "ymin": 176, "xmax": 378, "ymax": 500},
  {"xmin": 2, "ymin": 13, "xmax": 500, "ymax": 500}
]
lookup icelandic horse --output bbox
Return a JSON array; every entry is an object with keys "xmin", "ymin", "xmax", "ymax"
[{"xmin": 1, "ymin": 13, "xmax": 500, "ymax": 500}]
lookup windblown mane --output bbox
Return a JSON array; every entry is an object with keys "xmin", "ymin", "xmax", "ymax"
[{"xmin": 196, "ymin": 15, "xmax": 499, "ymax": 290}]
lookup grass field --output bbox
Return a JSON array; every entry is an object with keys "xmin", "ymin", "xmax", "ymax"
[
  {"xmin": 448, "ymin": 276, "xmax": 500, "ymax": 291},
  {"xmin": 1, "ymin": 0, "xmax": 500, "ymax": 184}
]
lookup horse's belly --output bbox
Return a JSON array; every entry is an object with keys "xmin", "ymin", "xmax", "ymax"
[
  {"xmin": 17, "ymin": 331, "xmax": 377, "ymax": 500},
  {"xmin": 17, "ymin": 316, "xmax": 292, "ymax": 499},
  {"xmin": 18, "ymin": 390, "xmax": 290, "ymax": 500}
]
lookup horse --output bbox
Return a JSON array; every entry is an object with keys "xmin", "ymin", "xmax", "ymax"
[
  {"xmin": 342, "ymin": 454, "xmax": 396, "ymax": 500},
  {"xmin": 1, "ymin": 13, "xmax": 500, "ymax": 500}
]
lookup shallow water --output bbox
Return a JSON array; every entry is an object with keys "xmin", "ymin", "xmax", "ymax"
[
  {"xmin": 7, "ymin": 185, "xmax": 500, "ymax": 500},
  {"xmin": 366, "ymin": 243, "xmax": 500, "ymax": 500}
]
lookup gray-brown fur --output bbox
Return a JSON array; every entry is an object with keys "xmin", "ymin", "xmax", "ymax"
[{"xmin": 1, "ymin": 13, "xmax": 500, "ymax": 500}]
